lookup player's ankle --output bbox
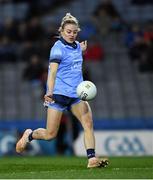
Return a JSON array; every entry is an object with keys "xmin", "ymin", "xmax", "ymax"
[
  {"xmin": 28, "ymin": 131, "xmax": 33, "ymax": 142},
  {"xmin": 86, "ymin": 148, "xmax": 95, "ymax": 159}
]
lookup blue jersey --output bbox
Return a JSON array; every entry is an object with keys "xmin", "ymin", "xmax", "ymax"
[{"xmin": 48, "ymin": 38, "xmax": 83, "ymax": 98}]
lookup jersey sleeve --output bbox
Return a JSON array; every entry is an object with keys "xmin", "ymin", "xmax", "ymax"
[{"xmin": 49, "ymin": 44, "xmax": 63, "ymax": 64}]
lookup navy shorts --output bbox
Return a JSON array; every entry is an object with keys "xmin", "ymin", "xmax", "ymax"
[{"xmin": 44, "ymin": 94, "xmax": 81, "ymax": 112}]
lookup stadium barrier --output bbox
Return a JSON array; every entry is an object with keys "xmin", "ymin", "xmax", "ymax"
[
  {"xmin": 74, "ymin": 130, "xmax": 153, "ymax": 156},
  {"xmin": 0, "ymin": 118, "xmax": 153, "ymax": 156}
]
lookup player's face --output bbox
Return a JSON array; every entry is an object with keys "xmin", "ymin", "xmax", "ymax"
[{"xmin": 61, "ymin": 24, "xmax": 78, "ymax": 43}]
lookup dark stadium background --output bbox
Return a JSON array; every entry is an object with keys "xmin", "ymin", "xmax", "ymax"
[{"xmin": 0, "ymin": 0, "xmax": 153, "ymax": 158}]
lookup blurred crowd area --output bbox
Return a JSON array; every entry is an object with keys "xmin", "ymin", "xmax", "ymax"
[
  {"xmin": 0, "ymin": 0, "xmax": 71, "ymax": 67},
  {"xmin": 0, "ymin": 0, "xmax": 153, "ymax": 72},
  {"xmin": 0, "ymin": 0, "xmax": 153, "ymax": 120}
]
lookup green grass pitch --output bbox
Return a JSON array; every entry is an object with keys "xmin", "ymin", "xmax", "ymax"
[{"xmin": 0, "ymin": 156, "xmax": 152, "ymax": 179}]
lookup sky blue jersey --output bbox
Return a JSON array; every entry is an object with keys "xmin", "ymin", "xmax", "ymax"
[{"xmin": 48, "ymin": 38, "xmax": 83, "ymax": 98}]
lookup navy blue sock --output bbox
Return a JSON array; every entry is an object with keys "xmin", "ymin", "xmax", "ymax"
[
  {"xmin": 28, "ymin": 132, "xmax": 33, "ymax": 142},
  {"xmin": 87, "ymin": 149, "xmax": 95, "ymax": 159}
]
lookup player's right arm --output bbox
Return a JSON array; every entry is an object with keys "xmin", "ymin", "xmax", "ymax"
[
  {"xmin": 44, "ymin": 63, "xmax": 59, "ymax": 103},
  {"xmin": 44, "ymin": 43, "xmax": 62, "ymax": 103}
]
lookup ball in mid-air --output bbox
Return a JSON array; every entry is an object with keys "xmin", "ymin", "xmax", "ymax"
[{"xmin": 76, "ymin": 81, "xmax": 97, "ymax": 101}]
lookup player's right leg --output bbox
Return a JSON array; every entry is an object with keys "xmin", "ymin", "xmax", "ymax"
[
  {"xmin": 16, "ymin": 108, "xmax": 63, "ymax": 153},
  {"xmin": 16, "ymin": 129, "xmax": 33, "ymax": 153}
]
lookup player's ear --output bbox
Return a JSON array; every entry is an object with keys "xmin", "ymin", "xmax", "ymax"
[{"xmin": 58, "ymin": 27, "xmax": 63, "ymax": 33}]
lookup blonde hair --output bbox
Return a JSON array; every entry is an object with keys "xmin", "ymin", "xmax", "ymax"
[{"xmin": 58, "ymin": 13, "xmax": 81, "ymax": 32}]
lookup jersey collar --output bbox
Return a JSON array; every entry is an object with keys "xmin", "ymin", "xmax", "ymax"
[{"xmin": 59, "ymin": 37, "xmax": 77, "ymax": 49}]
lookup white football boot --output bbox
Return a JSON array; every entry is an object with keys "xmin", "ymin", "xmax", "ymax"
[
  {"xmin": 87, "ymin": 157, "xmax": 109, "ymax": 168},
  {"xmin": 16, "ymin": 129, "xmax": 32, "ymax": 153}
]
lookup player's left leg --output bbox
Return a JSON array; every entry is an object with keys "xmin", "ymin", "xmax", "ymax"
[
  {"xmin": 71, "ymin": 101, "xmax": 95, "ymax": 149},
  {"xmin": 71, "ymin": 101, "xmax": 109, "ymax": 168}
]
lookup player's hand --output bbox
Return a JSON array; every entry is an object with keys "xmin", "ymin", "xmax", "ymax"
[
  {"xmin": 80, "ymin": 40, "xmax": 87, "ymax": 52},
  {"xmin": 44, "ymin": 93, "xmax": 54, "ymax": 103}
]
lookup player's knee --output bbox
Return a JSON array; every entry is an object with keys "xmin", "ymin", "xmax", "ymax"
[
  {"xmin": 45, "ymin": 130, "xmax": 57, "ymax": 140},
  {"xmin": 84, "ymin": 119, "xmax": 93, "ymax": 131}
]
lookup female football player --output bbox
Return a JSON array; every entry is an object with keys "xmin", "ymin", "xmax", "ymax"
[{"xmin": 16, "ymin": 13, "xmax": 108, "ymax": 168}]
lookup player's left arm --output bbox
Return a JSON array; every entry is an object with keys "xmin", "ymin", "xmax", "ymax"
[{"xmin": 80, "ymin": 40, "xmax": 87, "ymax": 52}]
